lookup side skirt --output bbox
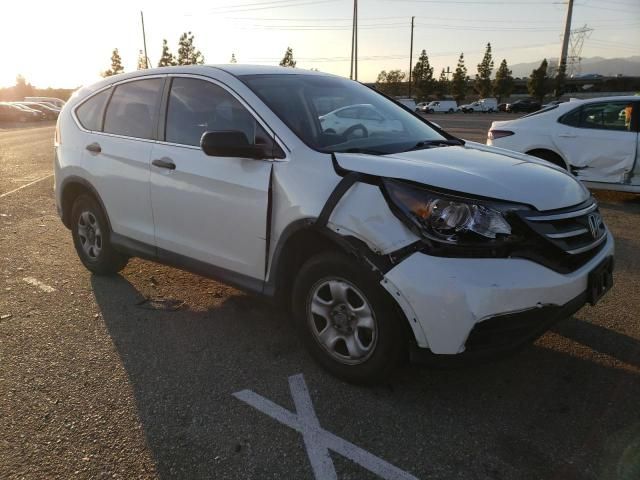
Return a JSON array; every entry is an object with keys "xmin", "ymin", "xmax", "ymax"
[{"xmin": 110, "ymin": 233, "xmax": 266, "ymax": 296}]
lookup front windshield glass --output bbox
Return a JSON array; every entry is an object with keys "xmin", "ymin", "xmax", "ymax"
[{"xmin": 241, "ymin": 74, "xmax": 446, "ymax": 155}]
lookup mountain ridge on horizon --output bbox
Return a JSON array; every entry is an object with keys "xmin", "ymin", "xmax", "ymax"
[{"xmin": 508, "ymin": 55, "xmax": 640, "ymax": 78}]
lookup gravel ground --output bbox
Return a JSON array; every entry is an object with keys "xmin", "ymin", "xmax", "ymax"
[{"xmin": 1, "ymin": 119, "xmax": 639, "ymax": 480}]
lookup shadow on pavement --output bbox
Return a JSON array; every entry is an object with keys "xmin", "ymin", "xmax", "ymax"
[{"xmin": 93, "ymin": 273, "xmax": 640, "ymax": 480}]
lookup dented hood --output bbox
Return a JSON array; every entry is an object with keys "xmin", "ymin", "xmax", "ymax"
[{"xmin": 334, "ymin": 143, "xmax": 589, "ymax": 211}]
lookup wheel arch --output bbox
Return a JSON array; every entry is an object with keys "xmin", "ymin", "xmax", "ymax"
[
  {"xmin": 266, "ymin": 219, "xmax": 422, "ymax": 346},
  {"xmin": 266, "ymin": 219, "xmax": 360, "ymax": 303},
  {"xmin": 525, "ymin": 148, "xmax": 569, "ymax": 170},
  {"xmin": 60, "ymin": 176, "xmax": 111, "ymax": 230}
]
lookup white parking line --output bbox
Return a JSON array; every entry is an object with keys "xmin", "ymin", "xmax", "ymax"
[
  {"xmin": 234, "ymin": 374, "xmax": 419, "ymax": 480},
  {"xmin": 0, "ymin": 174, "xmax": 53, "ymax": 198},
  {"xmin": 22, "ymin": 277, "xmax": 56, "ymax": 293}
]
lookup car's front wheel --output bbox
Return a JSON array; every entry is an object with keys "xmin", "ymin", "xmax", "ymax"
[
  {"xmin": 70, "ymin": 194, "xmax": 128, "ymax": 274},
  {"xmin": 292, "ymin": 252, "xmax": 407, "ymax": 384}
]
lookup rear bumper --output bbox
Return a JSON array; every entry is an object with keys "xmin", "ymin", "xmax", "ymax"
[{"xmin": 381, "ymin": 233, "xmax": 614, "ymax": 355}]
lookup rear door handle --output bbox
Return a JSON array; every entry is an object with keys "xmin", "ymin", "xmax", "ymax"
[
  {"xmin": 152, "ymin": 158, "xmax": 176, "ymax": 170},
  {"xmin": 86, "ymin": 142, "xmax": 101, "ymax": 153},
  {"xmin": 558, "ymin": 134, "xmax": 577, "ymax": 138}
]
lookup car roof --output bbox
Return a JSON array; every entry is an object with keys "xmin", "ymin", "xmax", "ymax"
[
  {"xmin": 72, "ymin": 64, "xmax": 333, "ymax": 103},
  {"xmin": 575, "ymin": 95, "xmax": 638, "ymax": 104}
]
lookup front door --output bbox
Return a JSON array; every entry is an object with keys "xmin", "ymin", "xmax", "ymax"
[
  {"xmin": 149, "ymin": 76, "xmax": 273, "ymax": 281},
  {"xmin": 554, "ymin": 100, "xmax": 638, "ymax": 184}
]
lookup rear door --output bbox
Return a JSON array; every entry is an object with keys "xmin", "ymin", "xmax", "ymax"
[
  {"xmin": 75, "ymin": 77, "xmax": 164, "ymax": 245},
  {"xmin": 149, "ymin": 75, "xmax": 274, "ymax": 281},
  {"xmin": 554, "ymin": 100, "xmax": 638, "ymax": 184}
]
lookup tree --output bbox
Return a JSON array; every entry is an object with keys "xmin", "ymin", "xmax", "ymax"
[
  {"xmin": 137, "ymin": 50, "xmax": 148, "ymax": 70},
  {"xmin": 230, "ymin": 53, "xmax": 237, "ymax": 64},
  {"xmin": 177, "ymin": 32, "xmax": 205, "ymax": 66},
  {"xmin": 451, "ymin": 53, "xmax": 468, "ymax": 103},
  {"xmin": 102, "ymin": 48, "xmax": 124, "ymax": 77},
  {"xmin": 493, "ymin": 59, "xmax": 514, "ymax": 103},
  {"xmin": 158, "ymin": 39, "xmax": 176, "ymax": 67},
  {"xmin": 279, "ymin": 47, "xmax": 296, "ymax": 68},
  {"xmin": 412, "ymin": 50, "xmax": 434, "ymax": 100},
  {"xmin": 14, "ymin": 75, "xmax": 34, "ymax": 100},
  {"xmin": 554, "ymin": 62, "xmax": 567, "ymax": 98},
  {"xmin": 375, "ymin": 70, "xmax": 406, "ymax": 96},
  {"xmin": 435, "ymin": 68, "xmax": 449, "ymax": 98},
  {"xmin": 528, "ymin": 58, "xmax": 549, "ymax": 103},
  {"xmin": 475, "ymin": 42, "xmax": 494, "ymax": 98}
]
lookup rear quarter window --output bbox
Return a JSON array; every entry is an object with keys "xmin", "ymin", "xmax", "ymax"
[
  {"xmin": 558, "ymin": 106, "xmax": 581, "ymax": 127},
  {"xmin": 75, "ymin": 88, "xmax": 111, "ymax": 131}
]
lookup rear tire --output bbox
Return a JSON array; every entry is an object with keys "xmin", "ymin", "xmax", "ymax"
[
  {"xmin": 291, "ymin": 252, "xmax": 408, "ymax": 384},
  {"xmin": 70, "ymin": 194, "xmax": 128, "ymax": 274}
]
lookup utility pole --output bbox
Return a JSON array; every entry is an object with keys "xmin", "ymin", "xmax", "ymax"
[
  {"xmin": 408, "ymin": 16, "xmax": 415, "ymax": 98},
  {"xmin": 350, "ymin": 0, "xmax": 358, "ymax": 80},
  {"xmin": 558, "ymin": 0, "xmax": 574, "ymax": 78},
  {"xmin": 141, "ymin": 11, "xmax": 150, "ymax": 68}
]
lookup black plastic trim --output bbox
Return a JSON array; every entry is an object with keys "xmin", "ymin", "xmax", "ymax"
[
  {"xmin": 264, "ymin": 165, "xmax": 274, "ymax": 278},
  {"xmin": 316, "ymin": 171, "xmax": 362, "ymax": 227},
  {"xmin": 59, "ymin": 176, "xmax": 112, "ymax": 231},
  {"xmin": 110, "ymin": 232, "xmax": 265, "ymax": 295}
]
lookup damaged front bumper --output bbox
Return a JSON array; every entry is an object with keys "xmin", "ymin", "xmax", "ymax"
[{"xmin": 380, "ymin": 233, "xmax": 615, "ymax": 356}]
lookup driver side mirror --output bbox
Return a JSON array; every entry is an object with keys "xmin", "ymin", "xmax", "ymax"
[{"xmin": 200, "ymin": 130, "xmax": 269, "ymax": 160}]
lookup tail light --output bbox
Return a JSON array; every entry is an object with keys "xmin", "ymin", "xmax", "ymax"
[{"xmin": 488, "ymin": 130, "xmax": 514, "ymax": 140}]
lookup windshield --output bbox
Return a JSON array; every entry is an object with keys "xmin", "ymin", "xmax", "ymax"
[{"xmin": 241, "ymin": 74, "xmax": 446, "ymax": 155}]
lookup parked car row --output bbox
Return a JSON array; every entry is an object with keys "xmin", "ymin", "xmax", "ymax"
[{"xmin": 0, "ymin": 98, "xmax": 63, "ymax": 122}]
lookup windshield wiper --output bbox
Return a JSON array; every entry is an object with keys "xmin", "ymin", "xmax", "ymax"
[
  {"xmin": 404, "ymin": 138, "xmax": 464, "ymax": 152},
  {"xmin": 335, "ymin": 147, "xmax": 388, "ymax": 155}
]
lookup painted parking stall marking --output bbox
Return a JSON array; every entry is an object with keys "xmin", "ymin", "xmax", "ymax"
[{"xmin": 233, "ymin": 374, "xmax": 419, "ymax": 480}]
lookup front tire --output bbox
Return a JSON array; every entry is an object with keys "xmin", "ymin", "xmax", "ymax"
[
  {"xmin": 292, "ymin": 252, "xmax": 407, "ymax": 384},
  {"xmin": 70, "ymin": 194, "xmax": 128, "ymax": 274}
]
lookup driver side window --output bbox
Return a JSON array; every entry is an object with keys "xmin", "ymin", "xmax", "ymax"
[{"xmin": 165, "ymin": 77, "xmax": 272, "ymax": 147}]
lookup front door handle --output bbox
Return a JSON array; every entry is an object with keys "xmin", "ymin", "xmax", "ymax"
[
  {"xmin": 152, "ymin": 158, "xmax": 176, "ymax": 170},
  {"xmin": 558, "ymin": 134, "xmax": 577, "ymax": 138},
  {"xmin": 86, "ymin": 142, "xmax": 101, "ymax": 153}
]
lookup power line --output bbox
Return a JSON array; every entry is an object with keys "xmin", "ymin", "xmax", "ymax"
[{"xmin": 186, "ymin": 0, "xmax": 339, "ymax": 15}]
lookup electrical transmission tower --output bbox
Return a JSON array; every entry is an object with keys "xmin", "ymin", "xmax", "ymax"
[{"xmin": 566, "ymin": 25, "xmax": 593, "ymax": 77}]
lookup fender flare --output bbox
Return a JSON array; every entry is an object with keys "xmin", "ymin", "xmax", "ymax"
[{"xmin": 59, "ymin": 176, "xmax": 112, "ymax": 231}]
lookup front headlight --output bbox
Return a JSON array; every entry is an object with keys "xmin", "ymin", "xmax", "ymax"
[{"xmin": 382, "ymin": 179, "xmax": 517, "ymax": 246}]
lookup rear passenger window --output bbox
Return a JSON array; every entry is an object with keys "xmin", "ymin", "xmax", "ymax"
[
  {"xmin": 579, "ymin": 102, "xmax": 632, "ymax": 131},
  {"xmin": 103, "ymin": 78, "xmax": 163, "ymax": 139},
  {"xmin": 165, "ymin": 77, "xmax": 271, "ymax": 147},
  {"xmin": 76, "ymin": 88, "xmax": 111, "ymax": 131}
]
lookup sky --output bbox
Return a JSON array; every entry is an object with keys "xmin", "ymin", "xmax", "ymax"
[{"xmin": 1, "ymin": 0, "xmax": 638, "ymax": 88}]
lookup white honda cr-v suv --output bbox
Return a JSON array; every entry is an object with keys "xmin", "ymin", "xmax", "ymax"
[{"xmin": 55, "ymin": 65, "xmax": 614, "ymax": 383}]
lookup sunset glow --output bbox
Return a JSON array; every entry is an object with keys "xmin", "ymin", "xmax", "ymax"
[{"xmin": 2, "ymin": 0, "xmax": 638, "ymax": 88}]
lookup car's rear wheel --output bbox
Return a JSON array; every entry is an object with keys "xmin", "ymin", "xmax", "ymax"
[
  {"xmin": 71, "ymin": 194, "xmax": 128, "ymax": 274},
  {"xmin": 292, "ymin": 252, "xmax": 407, "ymax": 384}
]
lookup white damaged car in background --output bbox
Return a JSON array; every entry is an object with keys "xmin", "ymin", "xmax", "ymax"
[
  {"xmin": 55, "ymin": 66, "xmax": 614, "ymax": 384},
  {"xmin": 487, "ymin": 96, "xmax": 640, "ymax": 193}
]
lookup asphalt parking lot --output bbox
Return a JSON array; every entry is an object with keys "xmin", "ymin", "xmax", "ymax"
[{"xmin": 1, "ymin": 114, "xmax": 639, "ymax": 480}]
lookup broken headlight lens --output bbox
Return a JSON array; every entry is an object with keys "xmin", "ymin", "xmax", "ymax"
[{"xmin": 382, "ymin": 179, "xmax": 514, "ymax": 245}]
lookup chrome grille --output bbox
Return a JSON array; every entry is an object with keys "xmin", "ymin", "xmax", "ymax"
[{"xmin": 521, "ymin": 201, "xmax": 607, "ymax": 255}]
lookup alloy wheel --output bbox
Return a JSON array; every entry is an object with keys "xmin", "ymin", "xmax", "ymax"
[{"xmin": 307, "ymin": 278, "xmax": 378, "ymax": 365}]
